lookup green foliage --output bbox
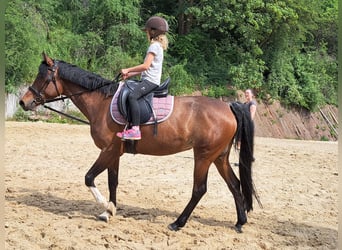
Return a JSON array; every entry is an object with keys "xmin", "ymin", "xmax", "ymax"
[
  {"xmin": 5, "ymin": 0, "xmax": 338, "ymax": 111},
  {"xmin": 228, "ymin": 55, "xmax": 265, "ymax": 92},
  {"xmin": 203, "ymin": 85, "xmax": 235, "ymax": 98},
  {"xmin": 96, "ymin": 46, "xmax": 141, "ymax": 79},
  {"xmin": 320, "ymin": 135, "xmax": 329, "ymax": 141},
  {"xmin": 5, "ymin": 0, "xmax": 47, "ymax": 92},
  {"xmin": 11, "ymin": 108, "xmax": 31, "ymax": 121},
  {"xmin": 167, "ymin": 62, "xmax": 195, "ymax": 95},
  {"xmin": 265, "ymin": 45, "xmax": 337, "ymax": 111}
]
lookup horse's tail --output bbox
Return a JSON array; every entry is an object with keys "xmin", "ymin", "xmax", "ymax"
[{"xmin": 230, "ymin": 102, "xmax": 262, "ymax": 212}]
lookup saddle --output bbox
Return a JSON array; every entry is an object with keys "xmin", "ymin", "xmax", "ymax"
[
  {"xmin": 110, "ymin": 77, "xmax": 174, "ymax": 138},
  {"xmin": 117, "ymin": 77, "xmax": 170, "ymax": 124}
]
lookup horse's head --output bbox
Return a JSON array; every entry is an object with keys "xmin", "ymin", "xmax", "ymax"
[{"xmin": 19, "ymin": 53, "xmax": 63, "ymax": 111}]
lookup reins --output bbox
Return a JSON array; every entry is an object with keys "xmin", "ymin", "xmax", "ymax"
[{"xmin": 43, "ymin": 104, "xmax": 91, "ymax": 125}]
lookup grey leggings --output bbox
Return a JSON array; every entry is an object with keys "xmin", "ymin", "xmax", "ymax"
[{"xmin": 128, "ymin": 80, "xmax": 158, "ymax": 126}]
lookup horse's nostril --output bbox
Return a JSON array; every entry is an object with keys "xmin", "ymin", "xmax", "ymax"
[{"xmin": 19, "ymin": 100, "xmax": 27, "ymax": 110}]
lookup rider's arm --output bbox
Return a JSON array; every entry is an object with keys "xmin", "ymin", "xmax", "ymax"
[
  {"xmin": 121, "ymin": 52, "xmax": 155, "ymax": 79},
  {"xmin": 250, "ymin": 104, "xmax": 256, "ymax": 120}
]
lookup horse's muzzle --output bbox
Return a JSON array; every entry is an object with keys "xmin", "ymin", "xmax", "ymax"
[
  {"xmin": 19, "ymin": 99, "xmax": 29, "ymax": 111},
  {"xmin": 19, "ymin": 98, "xmax": 37, "ymax": 111}
]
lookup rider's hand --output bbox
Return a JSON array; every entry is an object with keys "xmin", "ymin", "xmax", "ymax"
[{"xmin": 120, "ymin": 69, "xmax": 129, "ymax": 80}]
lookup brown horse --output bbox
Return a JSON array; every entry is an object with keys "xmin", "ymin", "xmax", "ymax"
[{"xmin": 19, "ymin": 53, "xmax": 260, "ymax": 232}]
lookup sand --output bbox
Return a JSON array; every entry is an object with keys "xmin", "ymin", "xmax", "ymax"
[{"xmin": 5, "ymin": 121, "xmax": 338, "ymax": 249}]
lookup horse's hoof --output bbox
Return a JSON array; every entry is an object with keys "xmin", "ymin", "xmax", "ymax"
[
  {"xmin": 234, "ymin": 224, "xmax": 243, "ymax": 233},
  {"xmin": 98, "ymin": 211, "xmax": 111, "ymax": 222},
  {"xmin": 107, "ymin": 201, "xmax": 116, "ymax": 216},
  {"xmin": 168, "ymin": 222, "xmax": 180, "ymax": 231}
]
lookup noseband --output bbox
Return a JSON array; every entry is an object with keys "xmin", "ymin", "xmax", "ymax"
[{"xmin": 29, "ymin": 61, "xmax": 61, "ymax": 105}]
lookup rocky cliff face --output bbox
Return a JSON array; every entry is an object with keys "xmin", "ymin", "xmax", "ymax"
[
  {"xmin": 253, "ymin": 102, "xmax": 338, "ymax": 141},
  {"xmin": 231, "ymin": 91, "xmax": 338, "ymax": 141}
]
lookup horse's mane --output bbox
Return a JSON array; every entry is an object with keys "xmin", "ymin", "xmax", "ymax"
[{"xmin": 44, "ymin": 60, "xmax": 118, "ymax": 96}]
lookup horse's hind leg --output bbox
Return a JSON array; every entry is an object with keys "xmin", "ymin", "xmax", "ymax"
[
  {"xmin": 214, "ymin": 152, "xmax": 247, "ymax": 233},
  {"xmin": 168, "ymin": 157, "xmax": 211, "ymax": 231}
]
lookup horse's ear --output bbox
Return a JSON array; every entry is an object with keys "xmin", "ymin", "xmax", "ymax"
[{"xmin": 42, "ymin": 52, "xmax": 54, "ymax": 67}]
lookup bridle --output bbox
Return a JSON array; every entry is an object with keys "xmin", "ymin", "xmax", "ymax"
[
  {"xmin": 27, "ymin": 61, "xmax": 122, "ymax": 125},
  {"xmin": 28, "ymin": 60, "xmax": 91, "ymax": 124},
  {"xmin": 29, "ymin": 61, "xmax": 62, "ymax": 106}
]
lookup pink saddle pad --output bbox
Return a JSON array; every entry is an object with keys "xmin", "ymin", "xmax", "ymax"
[{"xmin": 110, "ymin": 82, "xmax": 174, "ymax": 125}]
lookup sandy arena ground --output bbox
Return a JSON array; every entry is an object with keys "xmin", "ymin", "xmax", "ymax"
[{"xmin": 5, "ymin": 121, "xmax": 338, "ymax": 249}]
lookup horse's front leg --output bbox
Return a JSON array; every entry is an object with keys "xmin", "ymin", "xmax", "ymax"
[
  {"xmin": 85, "ymin": 149, "xmax": 119, "ymax": 222},
  {"xmin": 99, "ymin": 161, "xmax": 120, "ymax": 222}
]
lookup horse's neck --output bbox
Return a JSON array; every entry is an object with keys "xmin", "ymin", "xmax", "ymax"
[{"xmin": 64, "ymin": 82, "xmax": 109, "ymax": 123}]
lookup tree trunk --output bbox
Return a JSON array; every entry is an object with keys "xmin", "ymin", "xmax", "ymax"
[{"xmin": 177, "ymin": 0, "xmax": 194, "ymax": 35}]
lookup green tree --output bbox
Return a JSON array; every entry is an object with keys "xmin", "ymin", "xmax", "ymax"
[
  {"xmin": 5, "ymin": 0, "xmax": 47, "ymax": 92},
  {"xmin": 5, "ymin": 0, "xmax": 337, "ymax": 112}
]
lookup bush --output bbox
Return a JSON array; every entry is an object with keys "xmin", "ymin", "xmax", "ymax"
[
  {"xmin": 203, "ymin": 85, "xmax": 235, "ymax": 98},
  {"xmin": 228, "ymin": 56, "xmax": 265, "ymax": 92},
  {"xmin": 10, "ymin": 108, "xmax": 31, "ymax": 122},
  {"xmin": 167, "ymin": 63, "xmax": 195, "ymax": 95}
]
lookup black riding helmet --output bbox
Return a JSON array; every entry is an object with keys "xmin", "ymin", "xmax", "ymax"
[{"xmin": 143, "ymin": 16, "xmax": 169, "ymax": 39}]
